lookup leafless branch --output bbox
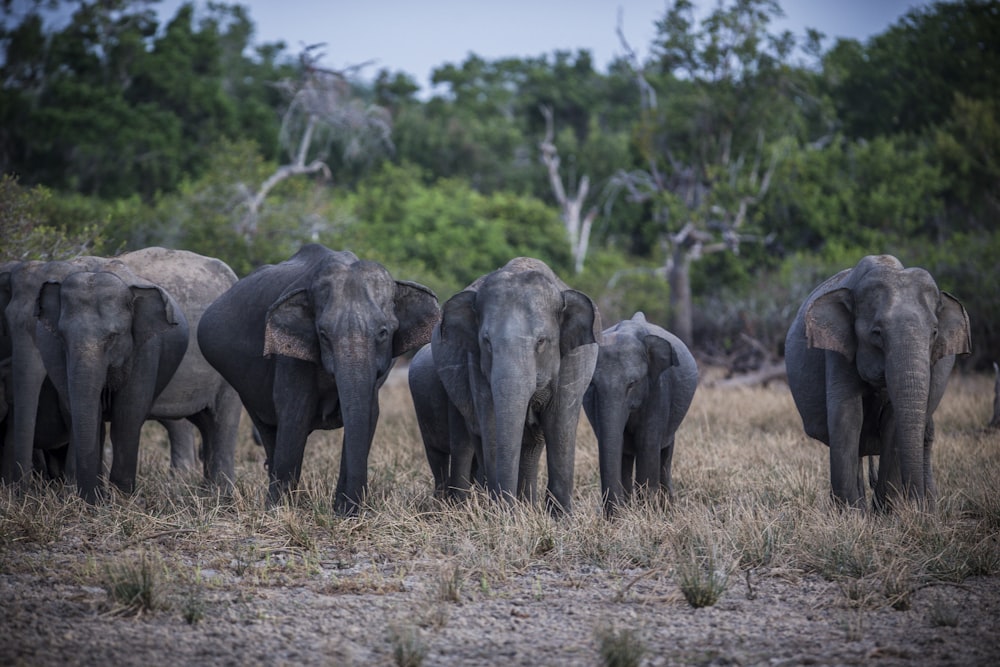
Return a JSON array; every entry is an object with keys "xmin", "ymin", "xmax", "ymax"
[{"xmin": 538, "ymin": 105, "xmax": 596, "ymax": 273}]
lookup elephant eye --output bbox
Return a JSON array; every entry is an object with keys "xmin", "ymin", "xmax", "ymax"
[
  {"xmin": 536, "ymin": 336, "xmax": 549, "ymax": 352},
  {"xmin": 870, "ymin": 326, "xmax": 882, "ymax": 346},
  {"xmin": 376, "ymin": 327, "xmax": 390, "ymax": 343},
  {"xmin": 481, "ymin": 333, "xmax": 492, "ymax": 352}
]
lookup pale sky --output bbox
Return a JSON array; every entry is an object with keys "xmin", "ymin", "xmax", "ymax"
[{"xmin": 12, "ymin": 0, "xmax": 929, "ymax": 96}]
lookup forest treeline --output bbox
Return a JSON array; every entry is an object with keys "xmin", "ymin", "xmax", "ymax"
[{"xmin": 1, "ymin": 0, "xmax": 997, "ymax": 367}]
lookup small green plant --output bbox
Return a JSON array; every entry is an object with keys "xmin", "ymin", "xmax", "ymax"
[
  {"xmin": 673, "ymin": 527, "xmax": 730, "ymax": 609},
  {"xmin": 676, "ymin": 558, "xmax": 729, "ymax": 608},
  {"xmin": 103, "ymin": 553, "xmax": 162, "ymax": 615},
  {"xmin": 182, "ymin": 586, "xmax": 206, "ymax": 625},
  {"xmin": 388, "ymin": 623, "xmax": 427, "ymax": 667},
  {"xmin": 436, "ymin": 562, "xmax": 463, "ymax": 603},
  {"xmin": 595, "ymin": 625, "xmax": 646, "ymax": 667}
]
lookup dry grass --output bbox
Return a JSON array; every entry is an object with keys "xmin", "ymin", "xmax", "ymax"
[{"xmin": 1, "ymin": 369, "xmax": 998, "ymax": 662}]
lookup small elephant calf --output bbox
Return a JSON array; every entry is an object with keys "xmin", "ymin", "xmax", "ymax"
[{"xmin": 583, "ymin": 312, "xmax": 698, "ymax": 515}]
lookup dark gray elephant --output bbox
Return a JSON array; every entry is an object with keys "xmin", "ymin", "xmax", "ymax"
[
  {"xmin": 197, "ymin": 244, "xmax": 440, "ymax": 514},
  {"xmin": 429, "ymin": 257, "xmax": 600, "ymax": 513},
  {"xmin": 408, "ymin": 343, "xmax": 479, "ymax": 499},
  {"xmin": 784, "ymin": 255, "xmax": 971, "ymax": 510},
  {"xmin": 35, "ymin": 265, "xmax": 190, "ymax": 501},
  {"xmin": 1, "ymin": 257, "xmax": 106, "ymax": 484},
  {"xmin": 583, "ymin": 312, "xmax": 698, "ymax": 516},
  {"xmin": 0, "ymin": 353, "xmax": 71, "ymax": 480}
]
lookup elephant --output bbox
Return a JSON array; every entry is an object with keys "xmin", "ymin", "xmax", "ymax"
[
  {"xmin": 428, "ymin": 257, "xmax": 600, "ymax": 514},
  {"xmin": 35, "ymin": 263, "xmax": 190, "ymax": 501},
  {"xmin": 784, "ymin": 255, "xmax": 971, "ymax": 510},
  {"xmin": 197, "ymin": 244, "xmax": 440, "ymax": 514},
  {"xmin": 582, "ymin": 312, "xmax": 698, "ymax": 516},
  {"xmin": 2, "ymin": 257, "xmax": 107, "ymax": 484},
  {"xmin": 408, "ymin": 343, "xmax": 479, "ymax": 499},
  {"xmin": 112, "ymin": 248, "xmax": 243, "ymax": 487}
]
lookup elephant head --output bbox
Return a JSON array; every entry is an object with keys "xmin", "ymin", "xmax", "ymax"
[
  {"xmin": 35, "ymin": 269, "xmax": 188, "ymax": 501},
  {"xmin": 435, "ymin": 258, "xmax": 599, "ymax": 511},
  {"xmin": 260, "ymin": 256, "xmax": 439, "ymax": 512},
  {"xmin": 584, "ymin": 313, "xmax": 681, "ymax": 514},
  {"xmin": 803, "ymin": 256, "xmax": 970, "ymax": 507}
]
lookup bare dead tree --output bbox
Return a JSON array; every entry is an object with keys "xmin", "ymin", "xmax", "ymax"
[
  {"xmin": 538, "ymin": 105, "xmax": 597, "ymax": 274},
  {"xmin": 609, "ymin": 12, "xmax": 781, "ymax": 347},
  {"xmin": 237, "ymin": 45, "xmax": 392, "ymax": 241}
]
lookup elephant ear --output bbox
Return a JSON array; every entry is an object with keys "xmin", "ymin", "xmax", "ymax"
[
  {"xmin": 644, "ymin": 334, "xmax": 679, "ymax": 379},
  {"xmin": 804, "ymin": 287, "xmax": 856, "ymax": 361},
  {"xmin": 34, "ymin": 282, "xmax": 69, "ymax": 400},
  {"xmin": 264, "ymin": 288, "xmax": 318, "ymax": 362},
  {"xmin": 129, "ymin": 284, "xmax": 184, "ymax": 348},
  {"xmin": 393, "ymin": 280, "xmax": 441, "ymax": 357},
  {"xmin": 933, "ymin": 291, "xmax": 971, "ymax": 363},
  {"xmin": 559, "ymin": 289, "xmax": 600, "ymax": 356},
  {"xmin": 36, "ymin": 280, "xmax": 63, "ymax": 337},
  {"xmin": 0, "ymin": 268, "xmax": 13, "ymax": 338},
  {"xmin": 434, "ymin": 290, "xmax": 479, "ymax": 422}
]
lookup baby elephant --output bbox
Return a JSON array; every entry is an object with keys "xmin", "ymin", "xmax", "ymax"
[{"xmin": 583, "ymin": 313, "xmax": 698, "ymax": 515}]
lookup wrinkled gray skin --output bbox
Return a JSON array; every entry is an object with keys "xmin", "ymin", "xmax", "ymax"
[
  {"xmin": 430, "ymin": 258, "xmax": 600, "ymax": 514},
  {"xmin": 784, "ymin": 255, "xmax": 971, "ymax": 511},
  {"xmin": 1, "ymin": 257, "xmax": 106, "ymax": 484},
  {"xmin": 114, "ymin": 248, "xmax": 242, "ymax": 486},
  {"xmin": 2, "ymin": 257, "xmax": 213, "ymax": 488},
  {"xmin": 198, "ymin": 244, "xmax": 440, "ymax": 514},
  {"xmin": 583, "ymin": 312, "xmax": 698, "ymax": 516},
  {"xmin": 408, "ymin": 343, "xmax": 480, "ymax": 499},
  {"xmin": 35, "ymin": 264, "xmax": 190, "ymax": 502},
  {"xmin": 0, "ymin": 354, "xmax": 70, "ymax": 480}
]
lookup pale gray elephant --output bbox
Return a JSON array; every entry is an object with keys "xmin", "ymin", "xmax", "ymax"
[
  {"xmin": 33, "ymin": 248, "xmax": 242, "ymax": 501},
  {"xmin": 198, "ymin": 244, "xmax": 440, "ymax": 514},
  {"xmin": 428, "ymin": 257, "xmax": 600, "ymax": 513},
  {"xmin": 114, "ymin": 248, "xmax": 242, "ymax": 487},
  {"xmin": 784, "ymin": 255, "xmax": 971, "ymax": 510},
  {"xmin": 583, "ymin": 313, "xmax": 698, "ymax": 516}
]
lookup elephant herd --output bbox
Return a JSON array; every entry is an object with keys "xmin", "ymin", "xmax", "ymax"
[{"xmin": 0, "ymin": 246, "xmax": 971, "ymax": 515}]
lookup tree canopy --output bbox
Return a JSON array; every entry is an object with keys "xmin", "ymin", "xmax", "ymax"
[{"xmin": 2, "ymin": 0, "xmax": 997, "ymax": 366}]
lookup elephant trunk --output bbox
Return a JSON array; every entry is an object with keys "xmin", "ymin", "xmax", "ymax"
[
  {"xmin": 883, "ymin": 348, "xmax": 932, "ymax": 506},
  {"xmin": 489, "ymin": 352, "xmax": 536, "ymax": 502},
  {"xmin": 5, "ymin": 350, "xmax": 46, "ymax": 483},
  {"xmin": 594, "ymin": 392, "xmax": 629, "ymax": 516},
  {"xmin": 332, "ymin": 348, "xmax": 381, "ymax": 515},
  {"xmin": 66, "ymin": 354, "xmax": 108, "ymax": 502}
]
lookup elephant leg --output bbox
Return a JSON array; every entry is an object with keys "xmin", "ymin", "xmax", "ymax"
[
  {"xmin": 194, "ymin": 387, "xmax": 240, "ymax": 489},
  {"xmin": 923, "ymin": 416, "xmax": 937, "ymax": 509},
  {"xmin": 659, "ymin": 438, "xmax": 676, "ymax": 502},
  {"xmin": 160, "ymin": 419, "xmax": 198, "ymax": 471},
  {"xmin": 517, "ymin": 427, "xmax": 545, "ymax": 503},
  {"xmin": 540, "ymin": 409, "xmax": 577, "ymax": 515},
  {"xmin": 826, "ymin": 355, "xmax": 867, "ymax": 509},
  {"xmin": 633, "ymin": 431, "xmax": 661, "ymax": 503},
  {"xmin": 108, "ymin": 416, "xmax": 145, "ymax": 495},
  {"xmin": 446, "ymin": 407, "xmax": 476, "ymax": 500},
  {"xmin": 268, "ymin": 384, "xmax": 317, "ymax": 507}
]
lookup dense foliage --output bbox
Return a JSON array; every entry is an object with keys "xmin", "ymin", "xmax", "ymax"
[{"xmin": 1, "ymin": 0, "xmax": 997, "ymax": 365}]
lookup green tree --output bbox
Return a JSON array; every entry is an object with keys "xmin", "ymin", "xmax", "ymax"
[
  {"xmin": 826, "ymin": 0, "xmax": 1000, "ymax": 139},
  {"xmin": 610, "ymin": 0, "xmax": 815, "ymax": 345}
]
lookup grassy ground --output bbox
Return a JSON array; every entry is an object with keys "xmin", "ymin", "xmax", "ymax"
[{"xmin": 1, "ymin": 370, "xmax": 998, "ymax": 665}]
